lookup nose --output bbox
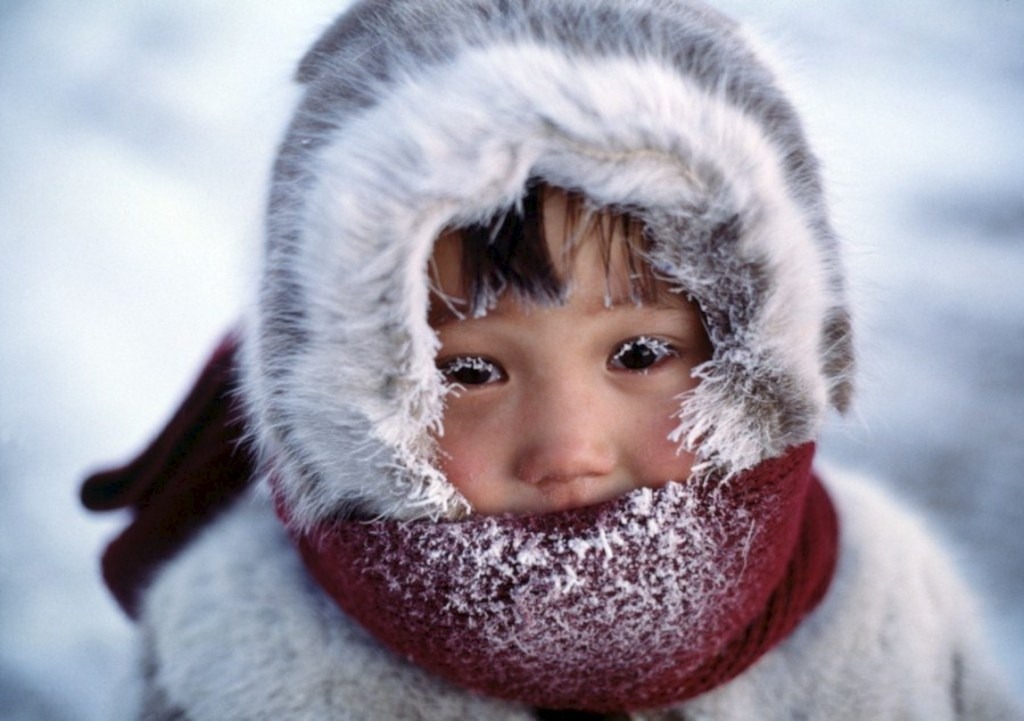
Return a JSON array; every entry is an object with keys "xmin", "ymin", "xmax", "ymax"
[{"xmin": 513, "ymin": 378, "xmax": 617, "ymax": 486}]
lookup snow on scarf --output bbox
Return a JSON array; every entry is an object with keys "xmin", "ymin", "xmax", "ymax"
[{"xmin": 279, "ymin": 442, "xmax": 836, "ymax": 712}]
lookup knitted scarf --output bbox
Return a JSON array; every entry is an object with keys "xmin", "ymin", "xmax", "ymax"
[{"xmin": 279, "ymin": 443, "xmax": 837, "ymax": 713}]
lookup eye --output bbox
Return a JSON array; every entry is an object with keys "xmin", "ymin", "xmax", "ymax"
[
  {"xmin": 608, "ymin": 336, "xmax": 678, "ymax": 373},
  {"xmin": 438, "ymin": 356, "xmax": 506, "ymax": 386}
]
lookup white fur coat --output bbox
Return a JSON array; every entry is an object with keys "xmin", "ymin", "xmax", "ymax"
[{"xmin": 136, "ymin": 470, "xmax": 1020, "ymax": 720}]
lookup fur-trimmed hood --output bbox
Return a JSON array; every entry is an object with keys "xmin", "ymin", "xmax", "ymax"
[{"xmin": 242, "ymin": 0, "xmax": 854, "ymax": 526}]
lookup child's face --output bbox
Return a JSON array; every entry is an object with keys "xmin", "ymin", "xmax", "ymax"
[{"xmin": 430, "ymin": 191, "xmax": 711, "ymax": 515}]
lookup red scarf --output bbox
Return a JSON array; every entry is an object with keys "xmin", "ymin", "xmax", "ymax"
[
  {"xmin": 83, "ymin": 335, "xmax": 838, "ymax": 711},
  {"xmin": 279, "ymin": 443, "xmax": 837, "ymax": 713}
]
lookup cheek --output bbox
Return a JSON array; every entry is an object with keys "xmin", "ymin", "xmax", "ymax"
[
  {"xmin": 437, "ymin": 435, "xmax": 483, "ymax": 489},
  {"xmin": 434, "ymin": 412, "xmax": 505, "ymax": 500},
  {"xmin": 632, "ymin": 400, "xmax": 697, "ymax": 482}
]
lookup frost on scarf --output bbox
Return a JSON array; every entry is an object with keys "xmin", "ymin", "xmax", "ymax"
[{"xmin": 288, "ymin": 444, "xmax": 820, "ymax": 712}]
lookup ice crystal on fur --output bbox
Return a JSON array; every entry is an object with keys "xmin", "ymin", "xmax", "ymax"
[{"xmin": 248, "ymin": 0, "xmax": 853, "ymax": 526}]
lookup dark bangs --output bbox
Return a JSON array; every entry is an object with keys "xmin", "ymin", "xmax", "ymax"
[{"xmin": 439, "ymin": 182, "xmax": 662, "ymax": 317}]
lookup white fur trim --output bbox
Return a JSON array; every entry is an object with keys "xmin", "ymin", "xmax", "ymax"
[{"xmin": 245, "ymin": 1, "xmax": 852, "ymax": 524}]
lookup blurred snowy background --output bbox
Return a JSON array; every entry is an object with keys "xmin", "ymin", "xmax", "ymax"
[{"xmin": 1, "ymin": 1, "xmax": 1021, "ymax": 719}]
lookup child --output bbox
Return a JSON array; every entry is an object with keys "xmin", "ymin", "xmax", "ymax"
[{"xmin": 82, "ymin": 1, "xmax": 1021, "ymax": 719}]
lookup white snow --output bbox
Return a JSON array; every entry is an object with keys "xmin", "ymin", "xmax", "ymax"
[
  {"xmin": 1, "ymin": 1, "xmax": 1021, "ymax": 718},
  {"xmin": 333, "ymin": 477, "xmax": 766, "ymax": 708}
]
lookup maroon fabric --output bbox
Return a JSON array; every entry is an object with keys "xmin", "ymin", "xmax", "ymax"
[
  {"xmin": 80, "ymin": 331, "xmax": 254, "ymax": 618},
  {"xmin": 282, "ymin": 443, "xmax": 838, "ymax": 712}
]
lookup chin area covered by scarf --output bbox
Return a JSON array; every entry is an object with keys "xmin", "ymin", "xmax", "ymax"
[{"xmin": 274, "ymin": 442, "xmax": 837, "ymax": 713}]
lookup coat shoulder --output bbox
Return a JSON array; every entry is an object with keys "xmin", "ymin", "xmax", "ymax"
[
  {"xmin": 678, "ymin": 468, "xmax": 1022, "ymax": 720},
  {"xmin": 135, "ymin": 491, "xmax": 535, "ymax": 721}
]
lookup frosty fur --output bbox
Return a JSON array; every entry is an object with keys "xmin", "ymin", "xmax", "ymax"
[
  {"xmin": 137, "ymin": 471, "xmax": 1019, "ymax": 721},
  {"xmin": 241, "ymin": 0, "xmax": 854, "ymax": 526}
]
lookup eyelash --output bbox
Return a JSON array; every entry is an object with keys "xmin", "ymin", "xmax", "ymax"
[
  {"xmin": 437, "ymin": 336, "xmax": 679, "ymax": 387},
  {"xmin": 437, "ymin": 356, "xmax": 506, "ymax": 386},
  {"xmin": 608, "ymin": 336, "xmax": 678, "ymax": 373}
]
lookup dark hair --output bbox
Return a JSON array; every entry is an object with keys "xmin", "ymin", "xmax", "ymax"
[{"xmin": 431, "ymin": 181, "xmax": 662, "ymax": 319}]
